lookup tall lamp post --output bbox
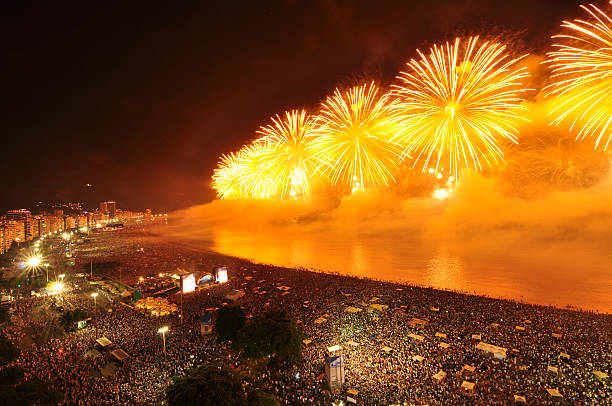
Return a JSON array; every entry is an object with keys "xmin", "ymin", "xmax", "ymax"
[
  {"xmin": 158, "ymin": 326, "xmax": 169, "ymax": 379},
  {"xmin": 91, "ymin": 292, "xmax": 98, "ymax": 338}
]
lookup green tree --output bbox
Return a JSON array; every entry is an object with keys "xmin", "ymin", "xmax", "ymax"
[
  {"xmin": 59, "ymin": 309, "xmax": 89, "ymax": 332},
  {"xmin": 237, "ymin": 310, "xmax": 304, "ymax": 362},
  {"xmin": 0, "ymin": 334, "xmax": 20, "ymax": 366},
  {"xmin": 215, "ymin": 306, "xmax": 246, "ymax": 342},
  {"xmin": 166, "ymin": 363, "xmax": 245, "ymax": 406},
  {"xmin": 247, "ymin": 389, "xmax": 281, "ymax": 406}
]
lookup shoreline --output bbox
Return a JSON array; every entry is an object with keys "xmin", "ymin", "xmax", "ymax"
[{"xmin": 156, "ymin": 234, "xmax": 608, "ymax": 316}]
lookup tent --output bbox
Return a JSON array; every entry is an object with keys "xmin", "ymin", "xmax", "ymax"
[
  {"xmin": 514, "ymin": 395, "xmax": 526, "ymax": 403},
  {"xmin": 96, "ymin": 337, "xmax": 112, "ymax": 348},
  {"xmin": 515, "ymin": 325, "xmax": 525, "ymax": 331},
  {"xmin": 546, "ymin": 388, "xmax": 563, "ymax": 398},
  {"xmin": 302, "ymin": 339, "xmax": 312, "ymax": 345},
  {"xmin": 552, "ymin": 332, "xmax": 562, "ymax": 339},
  {"xmin": 368, "ymin": 303, "xmax": 388, "ymax": 312},
  {"xmin": 547, "ymin": 366, "xmax": 558, "ymax": 374},
  {"xmin": 111, "ymin": 349, "xmax": 130, "ymax": 361},
  {"xmin": 328, "ymin": 345, "xmax": 342, "ymax": 353},
  {"xmin": 412, "ymin": 355, "xmax": 424, "ymax": 362},
  {"xmin": 461, "ymin": 381, "xmax": 475, "ymax": 393},
  {"xmin": 593, "ymin": 371, "xmax": 609, "ymax": 380},
  {"xmin": 346, "ymin": 340, "xmax": 359, "ymax": 347},
  {"xmin": 435, "ymin": 332, "xmax": 447, "ymax": 339},
  {"xmin": 345, "ymin": 306, "xmax": 362, "ymax": 313},
  {"xmin": 560, "ymin": 353, "xmax": 570, "ymax": 360},
  {"xmin": 314, "ymin": 317, "xmax": 327, "ymax": 325},
  {"xmin": 381, "ymin": 346, "xmax": 393, "ymax": 353},
  {"xmin": 462, "ymin": 365, "xmax": 476, "ymax": 373},
  {"xmin": 432, "ymin": 370, "xmax": 446, "ymax": 382},
  {"xmin": 471, "ymin": 334, "xmax": 481, "ymax": 340},
  {"xmin": 409, "ymin": 318, "xmax": 427, "ymax": 327},
  {"xmin": 430, "ymin": 307, "xmax": 439, "ymax": 312},
  {"xmin": 475, "ymin": 342, "xmax": 507, "ymax": 360},
  {"xmin": 439, "ymin": 342, "xmax": 451, "ymax": 350},
  {"xmin": 408, "ymin": 333, "xmax": 424, "ymax": 343},
  {"xmin": 225, "ymin": 290, "xmax": 245, "ymax": 301},
  {"xmin": 347, "ymin": 389, "xmax": 358, "ymax": 404}
]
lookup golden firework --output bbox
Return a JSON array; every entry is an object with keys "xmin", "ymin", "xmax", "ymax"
[
  {"xmin": 312, "ymin": 82, "xmax": 404, "ymax": 191},
  {"xmin": 545, "ymin": 2, "xmax": 612, "ymax": 150},
  {"xmin": 393, "ymin": 36, "xmax": 531, "ymax": 178},
  {"xmin": 256, "ymin": 110, "xmax": 318, "ymax": 198}
]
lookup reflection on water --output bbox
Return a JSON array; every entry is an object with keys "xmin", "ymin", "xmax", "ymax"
[{"xmin": 196, "ymin": 227, "xmax": 611, "ymax": 312}]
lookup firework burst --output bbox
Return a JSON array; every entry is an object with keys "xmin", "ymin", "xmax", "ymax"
[
  {"xmin": 392, "ymin": 36, "xmax": 531, "ymax": 178},
  {"xmin": 545, "ymin": 2, "xmax": 612, "ymax": 150},
  {"xmin": 256, "ymin": 110, "xmax": 318, "ymax": 198},
  {"xmin": 312, "ymin": 82, "xmax": 404, "ymax": 191}
]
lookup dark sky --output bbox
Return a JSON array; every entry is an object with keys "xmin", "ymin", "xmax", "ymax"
[{"xmin": 1, "ymin": 0, "xmax": 585, "ymax": 213}]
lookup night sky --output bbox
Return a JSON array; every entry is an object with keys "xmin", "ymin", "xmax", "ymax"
[{"xmin": 1, "ymin": 0, "xmax": 585, "ymax": 213}]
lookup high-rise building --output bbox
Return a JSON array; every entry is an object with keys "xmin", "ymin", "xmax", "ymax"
[
  {"xmin": 107, "ymin": 201, "xmax": 116, "ymax": 218},
  {"xmin": 100, "ymin": 201, "xmax": 117, "ymax": 218}
]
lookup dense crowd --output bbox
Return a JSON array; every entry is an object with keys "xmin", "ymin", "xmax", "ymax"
[{"xmin": 1, "ymin": 227, "xmax": 610, "ymax": 405}]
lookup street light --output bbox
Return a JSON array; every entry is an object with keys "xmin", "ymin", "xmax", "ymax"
[
  {"xmin": 44, "ymin": 263, "xmax": 50, "ymax": 283},
  {"xmin": 91, "ymin": 292, "xmax": 99, "ymax": 338},
  {"xmin": 158, "ymin": 326, "xmax": 169, "ymax": 379},
  {"xmin": 58, "ymin": 274, "xmax": 65, "ymax": 283}
]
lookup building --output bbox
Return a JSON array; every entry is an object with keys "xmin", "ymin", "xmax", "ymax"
[{"xmin": 99, "ymin": 201, "xmax": 117, "ymax": 219}]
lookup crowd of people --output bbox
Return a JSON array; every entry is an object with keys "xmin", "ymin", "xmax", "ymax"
[{"xmin": 1, "ymin": 226, "xmax": 610, "ymax": 405}]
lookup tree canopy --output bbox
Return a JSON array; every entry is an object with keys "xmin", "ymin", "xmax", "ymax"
[
  {"xmin": 215, "ymin": 305, "xmax": 246, "ymax": 342},
  {"xmin": 166, "ymin": 363, "xmax": 245, "ymax": 406},
  {"xmin": 236, "ymin": 310, "xmax": 304, "ymax": 363}
]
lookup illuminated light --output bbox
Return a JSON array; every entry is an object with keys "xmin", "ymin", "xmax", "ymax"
[
  {"xmin": 545, "ymin": 3, "xmax": 612, "ymax": 150},
  {"xmin": 216, "ymin": 268, "xmax": 228, "ymax": 284},
  {"xmin": 80, "ymin": 227, "xmax": 88, "ymax": 232},
  {"xmin": 27, "ymin": 256, "xmax": 42, "ymax": 268},
  {"xmin": 181, "ymin": 274, "xmax": 197, "ymax": 293},
  {"xmin": 50, "ymin": 282, "xmax": 64, "ymax": 293},
  {"xmin": 436, "ymin": 173, "xmax": 443, "ymax": 179},
  {"xmin": 433, "ymin": 188, "xmax": 450, "ymax": 200},
  {"xmin": 91, "ymin": 292, "xmax": 98, "ymax": 298},
  {"xmin": 158, "ymin": 326, "xmax": 169, "ymax": 334},
  {"xmin": 139, "ymin": 276, "xmax": 144, "ymax": 282},
  {"xmin": 392, "ymin": 36, "xmax": 531, "ymax": 177},
  {"xmin": 448, "ymin": 176, "xmax": 455, "ymax": 182},
  {"xmin": 62, "ymin": 233, "xmax": 70, "ymax": 240}
]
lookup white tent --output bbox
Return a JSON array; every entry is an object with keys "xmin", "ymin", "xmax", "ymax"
[
  {"xmin": 408, "ymin": 333, "xmax": 424, "ymax": 342},
  {"xmin": 461, "ymin": 381, "xmax": 475, "ymax": 392},
  {"xmin": 302, "ymin": 339, "xmax": 312, "ymax": 345},
  {"xmin": 328, "ymin": 345, "xmax": 342, "ymax": 353},
  {"xmin": 546, "ymin": 388, "xmax": 563, "ymax": 398},
  {"xmin": 345, "ymin": 306, "xmax": 362, "ymax": 313},
  {"xmin": 435, "ymin": 332, "xmax": 447, "ymax": 339},
  {"xmin": 432, "ymin": 370, "xmax": 446, "ymax": 382},
  {"xmin": 593, "ymin": 371, "xmax": 609, "ymax": 380},
  {"xmin": 514, "ymin": 395, "xmax": 526, "ymax": 403},
  {"xmin": 314, "ymin": 317, "xmax": 327, "ymax": 324},
  {"xmin": 111, "ymin": 349, "xmax": 130, "ymax": 361},
  {"xmin": 462, "ymin": 365, "xmax": 476, "ymax": 373},
  {"xmin": 346, "ymin": 340, "xmax": 360, "ymax": 347},
  {"xmin": 412, "ymin": 355, "xmax": 424, "ymax": 362},
  {"xmin": 439, "ymin": 342, "xmax": 451, "ymax": 350},
  {"xmin": 96, "ymin": 337, "xmax": 112, "ymax": 348},
  {"xmin": 381, "ymin": 346, "xmax": 393, "ymax": 353},
  {"xmin": 471, "ymin": 334, "xmax": 481, "ymax": 340},
  {"xmin": 547, "ymin": 366, "xmax": 558, "ymax": 374},
  {"xmin": 224, "ymin": 289, "xmax": 245, "ymax": 301},
  {"xmin": 475, "ymin": 342, "xmax": 507, "ymax": 360}
]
